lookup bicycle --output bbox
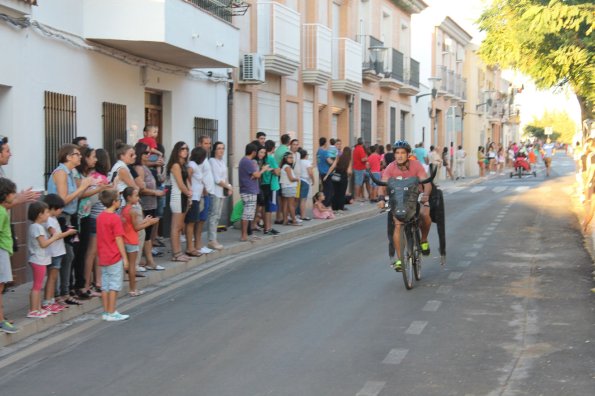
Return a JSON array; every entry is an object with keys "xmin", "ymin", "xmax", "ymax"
[{"xmin": 370, "ymin": 170, "xmax": 435, "ymax": 290}]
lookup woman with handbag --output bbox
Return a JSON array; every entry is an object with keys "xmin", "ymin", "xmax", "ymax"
[{"xmin": 325, "ymin": 147, "xmax": 352, "ymax": 212}]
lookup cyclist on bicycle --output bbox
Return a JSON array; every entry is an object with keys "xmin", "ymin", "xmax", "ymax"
[{"xmin": 380, "ymin": 140, "xmax": 432, "ymax": 271}]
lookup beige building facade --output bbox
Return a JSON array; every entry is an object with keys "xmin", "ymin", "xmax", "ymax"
[{"xmin": 232, "ymin": 0, "xmax": 428, "ymax": 178}]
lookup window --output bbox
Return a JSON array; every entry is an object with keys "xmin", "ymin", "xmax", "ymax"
[
  {"xmin": 44, "ymin": 91, "xmax": 76, "ymax": 183},
  {"xmin": 194, "ymin": 117, "xmax": 219, "ymax": 147},
  {"xmin": 102, "ymin": 102, "xmax": 127, "ymax": 164}
]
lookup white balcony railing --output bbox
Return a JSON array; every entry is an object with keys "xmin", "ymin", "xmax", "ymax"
[
  {"xmin": 257, "ymin": 1, "xmax": 300, "ymax": 76},
  {"xmin": 331, "ymin": 38, "xmax": 362, "ymax": 95},
  {"xmin": 302, "ymin": 24, "xmax": 332, "ymax": 85}
]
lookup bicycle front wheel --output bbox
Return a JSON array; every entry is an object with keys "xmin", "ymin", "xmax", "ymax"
[{"xmin": 400, "ymin": 224, "xmax": 414, "ymax": 290}]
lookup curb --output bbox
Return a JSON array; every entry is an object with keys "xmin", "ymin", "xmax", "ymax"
[{"xmin": 0, "ymin": 205, "xmax": 381, "ymax": 347}]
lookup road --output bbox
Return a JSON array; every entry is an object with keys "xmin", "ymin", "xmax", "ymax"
[{"xmin": 0, "ymin": 154, "xmax": 593, "ymax": 396}]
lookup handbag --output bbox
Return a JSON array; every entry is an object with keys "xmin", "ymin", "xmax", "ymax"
[{"xmin": 330, "ymin": 172, "xmax": 341, "ymax": 182}]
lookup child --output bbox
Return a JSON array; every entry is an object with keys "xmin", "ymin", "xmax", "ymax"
[
  {"xmin": 27, "ymin": 201, "xmax": 76, "ymax": 318},
  {"xmin": 42, "ymin": 194, "xmax": 70, "ymax": 313},
  {"xmin": 0, "ymin": 178, "xmax": 18, "ymax": 332},
  {"xmin": 280, "ymin": 152, "xmax": 300, "ymax": 226},
  {"xmin": 96, "ymin": 189, "xmax": 130, "ymax": 321},
  {"xmin": 312, "ymin": 192, "xmax": 335, "ymax": 220},
  {"xmin": 121, "ymin": 187, "xmax": 159, "ymax": 297}
]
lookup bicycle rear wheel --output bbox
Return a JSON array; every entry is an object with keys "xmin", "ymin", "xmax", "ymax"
[
  {"xmin": 400, "ymin": 225, "xmax": 414, "ymax": 290},
  {"xmin": 413, "ymin": 225, "xmax": 422, "ymax": 281}
]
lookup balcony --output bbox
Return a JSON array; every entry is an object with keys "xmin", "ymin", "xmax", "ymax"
[
  {"xmin": 0, "ymin": 0, "xmax": 37, "ymax": 16},
  {"xmin": 488, "ymin": 101, "xmax": 505, "ymax": 122},
  {"xmin": 438, "ymin": 65, "xmax": 448, "ymax": 96},
  {"xmin": 257, "ymin": 1, "xmax": 301, "ymax": 76},
  {"xmin": 399, "ymin": 57, "xmax": 421, "ymax": 96},
  {"xmin": 302, "ymin": 24, "xmax": 332, "ymax": 85},
  {"xmin": 331, "ymin": 38, "xmax": 362, "ymax": 95},
  {"xmin": 379, "ymin": 49, "xmax": 404, "ymax": 91},
  {"xmin": 454, "ymin": 75, "xmax": 467, "ymax": 102},
  {"xmin": 447, "ymin": 70, "xmax": 455, "ymax": 97},
  {"xmin": 358, "ymin": 35, "xmax": 385, "ymax": 83},
  {"xmin": 83, "ymin": 0, "xmax": 239, "ymax": 68}
]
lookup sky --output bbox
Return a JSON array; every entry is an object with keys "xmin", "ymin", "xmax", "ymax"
[{"xmin": 422, "ymin": 0, "xmax": 583, "ymax": 132}]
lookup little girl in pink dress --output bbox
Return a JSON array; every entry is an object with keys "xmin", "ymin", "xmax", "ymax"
[{"xmin": 312, "ymin": 192, "xmax": 335, "ymax": 219}]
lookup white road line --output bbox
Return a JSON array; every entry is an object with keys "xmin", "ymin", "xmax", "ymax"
[
  {"xmin": 466, "ymin": 251, "xmax": 479, "ymax": 257},
  {"xmin": 486, "ymin": 226, "xmax": 496, "ymax": 231},
  {"xmin": 477, "ymin": 237, "xmax": 487, "ymax": 242},
  {"xmin": 515, "ymin": 186, "xmax": 530, "ymax": 192},
  {"xmin": 382, "ymin": 349, "xmax": 409, "ymax": 365},
  {"xmin": 472, "ymin": 243, "xmax": 484, "ymax": 250},
  {"xmin": 437, "ymin": 285, "xmax": 452, "ymax": 294},
  {"xmin": 490, "ymin": 222, "xmax": 499, "ymax": 226},
  {"xmin": 493, "ymin": 187, "xmax": 507, "ymax": 193},
  {"xmin": 356, "ymin": 381, "xmax": 386, "ymax": 396},
  {"xmin": 448, "ymin": 272, "xmax": 463, "ymax": 280},
  {"xmin": 470, "ymin": 186, "xmax": 486, "ymax": 193},
  {"xmin": 483, "ymin": 232, "xmax": 492, "ymax": 237},
  {"xmin": 496, "ymin": 215, "xmax": 504, "ymax": 218},
  {"xmin": 422, "ymin": 300, "xmax": 442, "ymax": 312},
  {"xmin": 458, "ymin": 261, "xmax": 471, "ymax": 267},
  {"xmin": 405, "ymin": 321, "xmax": 428, "ymax": 335}
]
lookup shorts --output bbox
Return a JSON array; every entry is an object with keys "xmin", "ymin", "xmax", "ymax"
[
  {"xmin": 125, "ymin": 243, "xmax": 140, "ymax": 253},
  {"xmin": 101, "ymin": 260, "xmax": 124, "ymax": 292},
  {"xmin": 199, "ymin": 195, "xmax": 210, "ymax": 222},
  {"xmin": 370, "ymin": 172, "xmax": 381, "ymax": 187},
  {"xmin": 282, "ymin": 186, "xmax": 297, "ymax": 198},
  {"xmin": 240, "ymin": 193, "xmax": 257, "ymax": 221},
  {"xmin": 169, "ymin": 190, "xmax": 188, "ymax": 214},
  {"xmin": 0, "ymin": 249, "xmax": 13, "ymax": 283},
  {"xmin": 48, "ymin": 254, "xmax": 65, "ymax": 270},
  {"xmin": 299, "ymin": 181, "xmax": 310, "ymax": 199},
  {"xmin": 354, "ymin": 169, "xmax": 365, "ymax": 186},
  {"xmin": 184, "ymin": 200, "xmax": 203, "ymax": 223},
  {"xmin": 143, "ymin": 209, "xmax": 157, "ymax": 240},
  {"xmin": 83, "ymin": 216, "xmax": 97, "ymax": 235},
  {"xmin": 544, "ymin": 157, "xmax": 552, "ymax": 167}
]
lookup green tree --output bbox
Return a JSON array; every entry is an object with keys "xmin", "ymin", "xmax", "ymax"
[
  {"xmin": 529, "ymin": 109, "xmax": 577, "ymax": 142},
  {"xmin": 523, "ymin": 125, "xmax": 560, "ymax": 141},
  {"xmin": 478, "ymin": 0, "xmax": 595, "ymax": 124}
]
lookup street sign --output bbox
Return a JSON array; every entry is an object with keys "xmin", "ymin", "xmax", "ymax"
[{"xmin": 545, "ymin": 126, "xmax": 553, "ymax": 135}]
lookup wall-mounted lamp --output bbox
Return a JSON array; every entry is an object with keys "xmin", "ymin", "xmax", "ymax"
[
  {"xmin": 415, "ymin": 77, "xmax": 442, "ymax": 103},
  {"xmin": 476, "ymin": 98, "xmax": 493, "ymax": 110}
]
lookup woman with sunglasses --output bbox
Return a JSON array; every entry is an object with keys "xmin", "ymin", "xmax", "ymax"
[
  {"xmin": 133, "ymin": 143, "xmax": 166, "ymax": 270},
  {"xmin": 166, "ymin": 142, "xmax": 192, "ymax": 262},
  {"xmin": 47, "ymin": 144, "xmax": 96, "ymax": 305}
]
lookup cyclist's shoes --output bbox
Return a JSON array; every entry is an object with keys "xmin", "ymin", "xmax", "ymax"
[
  {"xmin": 420, "ymin": 241, "xmax": 430, "ymax": 256},
  {"xmin": 392, "ymin": 259, "xmax": 403, "ymax": 272}
]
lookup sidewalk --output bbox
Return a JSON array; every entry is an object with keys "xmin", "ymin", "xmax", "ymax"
[{"xmin": 0, "ymin": 175, "xmax": 482, "ymax": 346}]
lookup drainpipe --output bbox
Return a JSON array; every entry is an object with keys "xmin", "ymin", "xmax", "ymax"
[
  {"xmin": 348, "ymin": 94, "xmax": 355, "ymax": 146},
  {"xmin": 225, "ymin": 71, "xmax": 234, "ymax": 226}
]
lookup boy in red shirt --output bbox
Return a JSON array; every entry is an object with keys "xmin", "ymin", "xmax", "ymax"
[
  {"xmin": 138, "ymin": 125, "xmax": 163, "ymax": 158},
  {"xmin": 96, "ymin": 189, "xmax": 130, "ymax": 321}
]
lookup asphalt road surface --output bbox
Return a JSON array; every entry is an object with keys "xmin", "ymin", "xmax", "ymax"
[{"xmin": 0, "ymin": 154, "xmax": 593, "ymax": 396}]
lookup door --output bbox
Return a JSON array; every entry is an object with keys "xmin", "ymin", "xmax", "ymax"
[{"xmin": 145, "ymin": 91, "xmax": 163, "ymax": 145}]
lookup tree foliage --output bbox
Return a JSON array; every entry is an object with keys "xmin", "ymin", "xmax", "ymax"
[
  {"xmin": 478, "ymin": 0, "xmax": 595, "ymax": 121},
  {"xmin": 523, "ymin": 109, "xmax": 577, "ymax": 142}
]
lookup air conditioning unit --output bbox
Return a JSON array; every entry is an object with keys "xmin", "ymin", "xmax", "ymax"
[{"xmin": 240, "ymin": 53, "xmax": 265, "ymax": 84}]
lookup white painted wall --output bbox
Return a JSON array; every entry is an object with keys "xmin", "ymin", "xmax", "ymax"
[{"xmin": 0, "ymin": 18, "xmax": 229, "ymax": 189}]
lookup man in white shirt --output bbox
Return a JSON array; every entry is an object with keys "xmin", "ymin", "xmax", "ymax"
[{"xmin": 197, "ymin": 136, "xmax": 215, "ymax": 254}]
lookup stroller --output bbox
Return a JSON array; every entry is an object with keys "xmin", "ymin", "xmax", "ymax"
[{"xmin": 510, "ymin": 151, "xmax": 536, "ymax": 178}]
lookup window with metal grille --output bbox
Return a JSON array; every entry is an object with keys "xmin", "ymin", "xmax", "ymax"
[
  {"xmin": 44, "ymin": 91, "xmax": 76, "ymax": 184},
  {"xmin": 102, "ymin": 102, "xmax": 127, "ymax": 164},
  {"xmin": 194, "ymin": 117, "xmax": 219, "ymax": 147},
  {"xmin": 360, "ymin": 99, "xmax": 372, "ymax": 146}
]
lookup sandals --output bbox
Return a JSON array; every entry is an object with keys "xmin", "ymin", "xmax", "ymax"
[
  {"xmin": 171, "ymin": 253, "xmax": 191, "ymax": 262},
  {"xmin": 128, "ymin": 290, "xmax": 145, "ymax": 297},
  {"xmin": 65, "ymin": 297, "xmax": 83, "ymax": 305},
  {"xmin": 185, "ymin": 250, "xmax": 203, "ymax": 257}
]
